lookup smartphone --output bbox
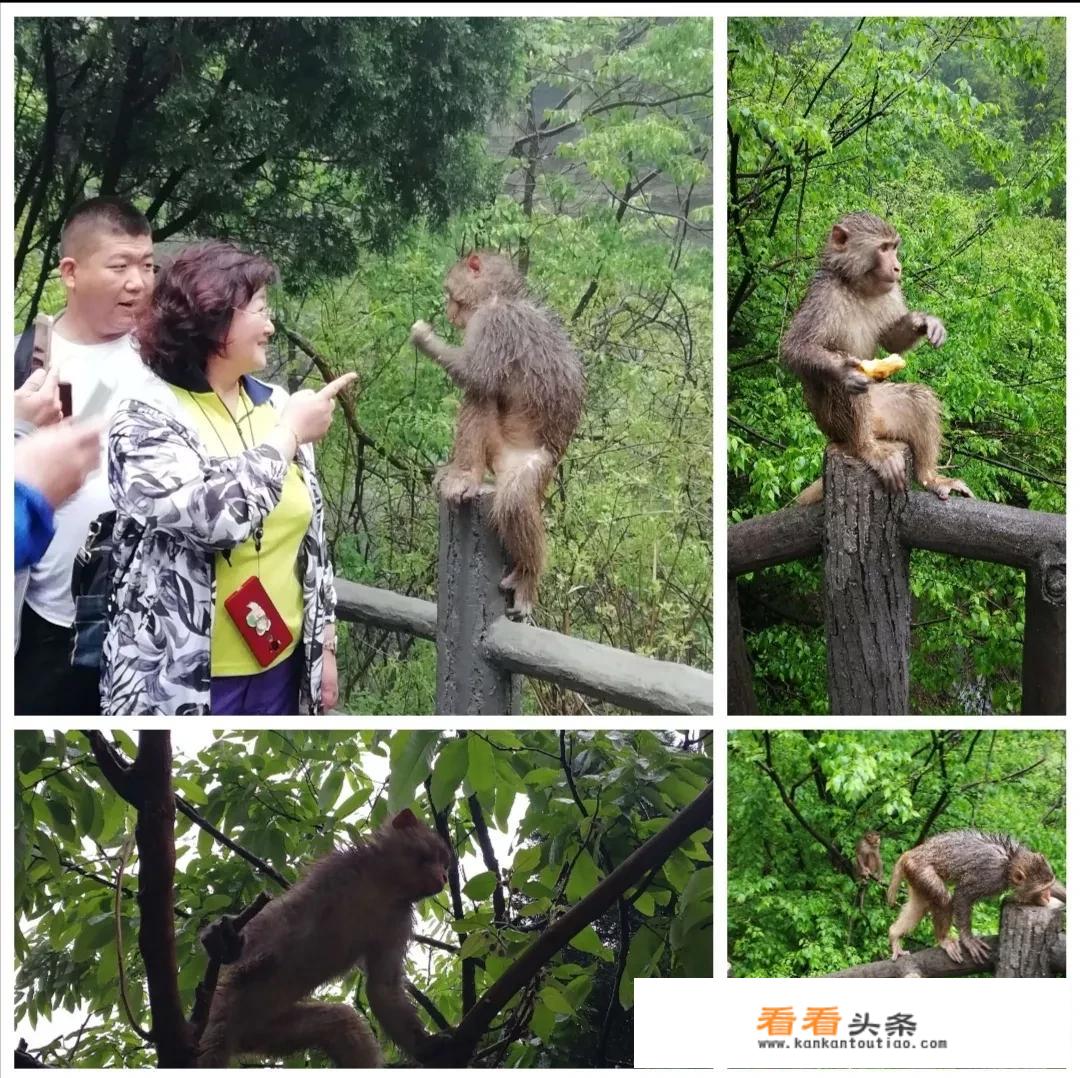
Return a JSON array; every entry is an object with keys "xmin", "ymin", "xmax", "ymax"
[
  {"xmin": 223, "ymin": 576, "xmax": 294, "ymax": 668},
  {"xmin": 32, "ymin": 313, "xmax": 74, "ymax": 417},
  {"xmin": 32, "ymin": 313, "xmax": 53, "ymax": 371}
]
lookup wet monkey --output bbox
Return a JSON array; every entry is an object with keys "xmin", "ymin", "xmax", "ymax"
[
  {"xmin": 410, "ymin": 251, "xmax": 585, "ymax": 617},
  {"xmin": 782, "ymin": 212, "xmax": 973, "ymax": 504},
  {"xmin": 197, "ymin": 809, "xmax": 452, "ymax": 1068},
  {"xmin": 887, "ymin": 829, "xmax": 1065, "ymax": 963},
  {"xmin": 855, "ymin": 830, "xmax": 883, "ymax": 883}
]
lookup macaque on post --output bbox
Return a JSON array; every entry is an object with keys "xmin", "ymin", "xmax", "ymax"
[
  {"xmin": 782, "ymin": 212, "xmax": 973, "ymax": 504},
  {"xmin": 197, "ymin": 808, "xmax": 452, "ymax": 1068},
  {"xmin": 409, "ymin": 251, "xmax": 585, "ymax": 618},
  {"xmin": 886, "ymin": 829, "xmax": 1064, "ymax": 963}
]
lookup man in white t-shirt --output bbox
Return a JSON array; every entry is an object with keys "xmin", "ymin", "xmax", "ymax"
[{"xmin": 15, "ymin": 197, "xmax": 155, "ymax": 715}]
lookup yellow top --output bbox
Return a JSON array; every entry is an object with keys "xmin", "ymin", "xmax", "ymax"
[{"xmin": 173, "ymin": 385, "xmax": 311, "ymax": 676}]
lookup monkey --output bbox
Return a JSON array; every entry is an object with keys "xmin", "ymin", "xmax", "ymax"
[
  {"xmin": 197, "ymin": 808, "xmax": 452, "ymax": 1068},
  {"xmin": 854, "ymin": 830, "xmax": 883, "ymax": 883},
  {"xmin": 409, "ymin": 251, "xmax": 585, "ymax": 618},
  {"xmin": 886, "ymin": 829, "xmax": 1064, "ymax": 963},
  {"xmin": 782, "ymin": 212, "xmax": 973, "ymax": 505}
]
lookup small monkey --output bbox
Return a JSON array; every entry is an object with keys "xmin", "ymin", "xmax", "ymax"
[
  {"xmin": 197, "ymin": 808, "xmax": 452, "ymax": 1068},
  {"xmin": 854, "ymin": 830, "xmax": 883, "ymax": 883},
  {"xmin": 887, "ymin": 829, "xmax": 1064, "ymax": 963},
  {"xmin": 782, "ymin": 212, "xmax": 973, "ymax": 504},
  {"xmin": 409, "ymin": 251, "xmax": 585, "ymax": 617}
]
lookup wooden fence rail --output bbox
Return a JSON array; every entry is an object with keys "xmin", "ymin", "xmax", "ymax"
[{"xmin": 335, "ymin": 493, "xmax": 713, "ymax": 716}]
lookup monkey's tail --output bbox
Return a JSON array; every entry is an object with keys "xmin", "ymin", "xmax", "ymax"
[
  {"xmin": 886, "ymin": 853, "xmax": 906, "ymax": 906},
  {"xmin": 795, "ymin": 477, "xmax": 824, "ymax": 505},
  {"xmin": 489, "ymin": 453, "xmax": 552, "ymax": 576}
]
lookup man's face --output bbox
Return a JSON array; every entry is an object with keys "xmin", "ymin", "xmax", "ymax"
[{"xmin": 60, "ymin": 230, "xmax": 155, "ymax": 340}]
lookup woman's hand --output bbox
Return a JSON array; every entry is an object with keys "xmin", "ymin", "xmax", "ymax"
[{"xmin": 321, "ymin": 646, "xmax": 339, "ymax": 711}]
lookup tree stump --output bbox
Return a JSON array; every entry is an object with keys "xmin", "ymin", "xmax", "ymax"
[
  {"xmin": 822, "ymin": 445, "xmax": 910, "ymax": 714},
  {"xmin": 996, "ymin": 901, "xmax": 1066, "ymax": 977}
]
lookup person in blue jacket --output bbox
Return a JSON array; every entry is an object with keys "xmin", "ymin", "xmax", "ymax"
[{"xmin": 15, "ymin": 421, "xmax": 103, "ymax": 570}]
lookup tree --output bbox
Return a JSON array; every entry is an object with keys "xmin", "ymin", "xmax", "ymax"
[
  {"xmin": 15, "ymin": 16, "xmax": 518, "ymax": 318},
  {"xmin": 14, "ymin": 729, "xmax": 712, "ymax": 1067}
]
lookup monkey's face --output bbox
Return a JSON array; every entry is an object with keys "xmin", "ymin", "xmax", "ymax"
[
  {"xmin": 445, "ymin": 292, "xmax": 471, "ymax": 330},
  {"xmin": 1010, "ymin": 854, "xmax": 1057, "ymax": 905},
  {"xmin": 408, "ymin": 846, "xmax": 451, "ymax": 900},
  {"xmin": 868, "ymin": 240, "xmax": 902, "ymax": 292},
  {"xmin": 865, "ymin": 831, "xmax": 881, "ymax": 848}
]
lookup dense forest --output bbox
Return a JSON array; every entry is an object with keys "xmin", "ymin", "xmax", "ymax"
[
  {"xmin": 727, "ymin": 728, "xmax": 1065, "ymax": 977},
  {"xmin": 14, "ymin": 729, "xmax": 713, "ymax": 1066},
  {"xmin": 727, "ymin": 17, "xmax": 1064, "ymax": 714},
  {"xmin": 15, "ymin": 16, "xmax": 714, "ymax": 714}
]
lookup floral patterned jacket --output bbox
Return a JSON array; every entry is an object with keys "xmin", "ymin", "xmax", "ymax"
[{"xmin": 101, "ymin": 369, "xmax": 336, "ymax": 715}]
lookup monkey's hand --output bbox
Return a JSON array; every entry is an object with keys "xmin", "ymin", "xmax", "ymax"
[
  {"xmin": 409, "ymin": 321, "xmax": 435, "ymax": 348},
  {"xmin": 959, "ymin": 934, "xmax": 992, "ymax": 963},
  {"xmin": 917, "ymin": 314, "xmax": 947, "ymax": 348},
  {"xmin": 838, "ymin": 354, "xmax": 871, "ymax": 394},
  {"xmin": 412, "ymin": 1031, "xmax": 474, "ymax": 1068}
]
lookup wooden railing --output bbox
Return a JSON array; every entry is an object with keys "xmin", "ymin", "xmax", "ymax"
[
  {"xmin": 335, "ymin": 493, "xmax": 713, "ymax": 715},
  {"xmin": 728, "ymin": 447, "xmax": 1065, "ymax": 715}
]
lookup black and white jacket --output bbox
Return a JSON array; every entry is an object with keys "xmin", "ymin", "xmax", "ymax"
[{"xmin": 101, "ymin": 368, "xmax": 336, "ymax": 715}]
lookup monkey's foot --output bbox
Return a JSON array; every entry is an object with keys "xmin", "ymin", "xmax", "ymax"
[
  {"xmin": 940, "ymin": 938, "xmax": 964, "ymax": 963},
  {"xmin": 436, "ymin": 471, "xmax": 491, "ymax": 505},
  {"xmin": 868, "ymin": 449, "xmax": 907, "ymax": 494},
  {"xmin": 500, "ymin": 567, "xmax": 520, "ymax": 591},
  {"xmin": 507, "ymin": 595, "xmax": 534, "ymax": 620},
  {"xmin": 960, "ymin": 935, "xmax": 991, "ymax": 962},
  {"xmin": 928, "ymin": 477, "xmax": 974, "ymax": 501},
  {"xmin": 890, "ymin": 947, "xmax": 909, "ymax": 961}
]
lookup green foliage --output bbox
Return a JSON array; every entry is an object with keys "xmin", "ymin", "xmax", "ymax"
[
  {"xmin": 727, "ymin": 729, "xmax": 1066, "ymax": 976},
  {"xmin": 14, "ymin": 729, "xmax": 712, "ymax": 1067},
  {"xmin": 15, "ymin": 16, "xmax": 517, "ymax": 307},
  {"xmin": 728, "ymin": 17, "xmax": 1064, "ymax": 713}
]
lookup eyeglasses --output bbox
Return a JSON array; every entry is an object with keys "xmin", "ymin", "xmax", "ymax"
[{"xmin": 232, "ymin": 304, "xmax": 272, "ymax": 319}]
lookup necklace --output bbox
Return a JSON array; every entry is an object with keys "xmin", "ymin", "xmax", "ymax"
[{"xmin": 187, "ymin": 384, "xmax": 265, "ymax": 559}]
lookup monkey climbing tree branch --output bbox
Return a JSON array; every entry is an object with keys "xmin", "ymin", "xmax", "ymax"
[{"xmin": 435, "ymin": 782, "xmax": 713, "ymax": 1061}]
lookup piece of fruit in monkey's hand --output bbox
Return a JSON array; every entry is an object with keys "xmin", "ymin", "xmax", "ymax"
[{"xmin": 859, "ymin": 354, "xmax": 907, "ymax": 380}]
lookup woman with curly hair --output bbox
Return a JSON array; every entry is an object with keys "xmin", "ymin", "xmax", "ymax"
[{"xmin": 102, "ymin": 241, "xmax": 355, "ymax": 715}]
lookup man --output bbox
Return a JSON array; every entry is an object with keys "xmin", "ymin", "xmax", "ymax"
[{"xmin": 15, "ymin": 197, "xmax": 154, "ymax": 715}]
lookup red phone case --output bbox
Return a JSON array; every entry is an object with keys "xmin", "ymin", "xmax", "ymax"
[{"xmin": 223, "ymin": 576, "xmax": 294, "ymax": 668}]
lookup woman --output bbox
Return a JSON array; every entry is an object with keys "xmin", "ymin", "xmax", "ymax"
[{"xmin": 102, "ymin": 241, "xmax": 355, "ymax": 715}]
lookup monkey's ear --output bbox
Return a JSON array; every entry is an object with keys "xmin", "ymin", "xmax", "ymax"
[
  {"xmin": 392, "ymin": 808, "xmax": 420, "ymax": 830},
  {"xmin": 830, "ymin": 225, "xmax": 849, "ymax": 248},
  {"xmin": 1009, "ymin": 865, "xmax": 1026, "ymax": 886},
  {"xmin": 467, "ymin": 252, "xmax": 483, "ymax": 273}
]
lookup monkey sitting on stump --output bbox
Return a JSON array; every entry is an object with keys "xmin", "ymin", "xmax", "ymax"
[
  {"xmin": 197, "ymin": 808, "xmax": 452, "ymax": 1068},
  {"xmin": 887, "ymin": 829, "xmax": 1065, "ymax": 964},
  {"xmin": 410, "ymin": 251, "xmax": 585, "ymax": 618},
  {"xmin": 782, "ymin": 212, "xmax": 973, "ymax": 505}
]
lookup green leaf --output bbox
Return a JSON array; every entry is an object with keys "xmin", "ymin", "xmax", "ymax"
[
  {"xmin": 567, "ymin": 848, "xmax": 602, "ymax": 901},
  {"xmin": 318, "ymin": 769, "xmax": 345, "ymax": 812},
  {"xmin": 466, "ymin": 736, "xmax": 496, "ymax": 795},
  {"xmin": 569, "ymin": 924, "xmax": 612, "ymax": 960},
  {"xmin": 388, "ymin": 731, "xmax": 440, "ymax": 812},
  {"xmin": 430, "ymin": 738, "xmax": 469, "ymax": 811},
  {"xmin": 463, "ymin": 871, "xmax": 498, "ymax": 900},
  {"xmin": 539, "ymin": 985, "xmax": 573, "ymax": 1015}
]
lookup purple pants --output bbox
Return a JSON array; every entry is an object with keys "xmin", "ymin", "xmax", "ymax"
[{"xmin": 211, "ymin": 649, "xmax": 303, "ymax": 715}]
